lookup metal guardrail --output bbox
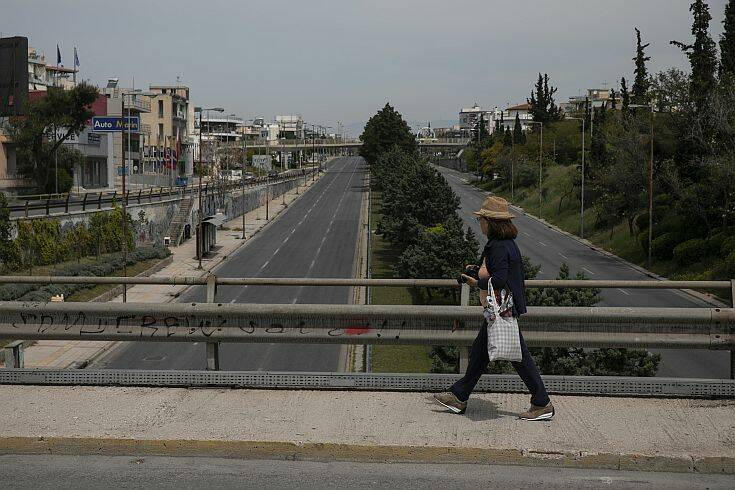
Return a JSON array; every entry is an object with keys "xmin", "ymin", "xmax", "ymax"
[
  {"xmin": 7, "ymin": 167, "xmax": 318, "ymax": 218},
  {"xmin": 0, "ymin": 302, "xmax": 731, "ymax": 349},
  {"xmin": 1, "ymin": 276, "xmax": 733, "ymax": 382},
  {"xmin": 0, "ymin": 276, "xmax": 730, "ymax": 291}
]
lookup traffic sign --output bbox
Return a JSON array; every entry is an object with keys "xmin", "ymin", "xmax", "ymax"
[{"xmin": 92, "ymin": 116, "xmax": 140, "ymax": 133}]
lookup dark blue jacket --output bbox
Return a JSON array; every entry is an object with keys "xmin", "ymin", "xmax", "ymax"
[{"xmin": 477, "ymin": 238, "xmax": 528, "ymax": 316}]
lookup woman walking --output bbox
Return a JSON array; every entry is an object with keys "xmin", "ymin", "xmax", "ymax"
[{"xmin": 434, "ymin": 196, "xmax": 554, "ymax": 421}]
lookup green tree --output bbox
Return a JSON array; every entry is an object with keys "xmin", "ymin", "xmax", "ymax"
[
  {"xmin": 631, "ymin": 28, "xmax": 651, "ymax": 104},
  {"xmin": 620, "ymin": 77, "xmax": 631, "ymax": 113},
  {"xmin": 0, "ymin": 193, "xmax": 14, "ymax": 271},
  {"xmin": 473, "ymin": 115, "xmax": 488, "ymax": 148},
  {"xmin": 671, "ymin": 0, "xmax": 718, "ymax": 112},
  {"xmin": 528, "ymin": 73, "xmax": 562, "ymax": 123},
  {"xmin": 513, "ymin": 113, "xmax": 526, "ymax": 145},
  {"xmin": 503, "ymin": 126, "xmax": 513, "ymax": 146},
  {"xmin": 7, "ymin": 83, "xmax": 99, "ymax": 193},
  {"xmin": 395, "ymin": 216, "xmax": 478, "ymax": 299},
  {"xmin": 593, "ymin": 115, "xmax": 648, "ymax": 236},
  {"xmin": 720, "ymin": 0, "xmax": 735, "ymax": 79},
  {"xmin": 359, "ymin": 103, "xmax": 417, "ymax": 164}
]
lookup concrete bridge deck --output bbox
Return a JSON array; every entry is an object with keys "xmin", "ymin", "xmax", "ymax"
[{"xmin": 0, "ymin": 385, "xmax": 733, "ymax": 474}]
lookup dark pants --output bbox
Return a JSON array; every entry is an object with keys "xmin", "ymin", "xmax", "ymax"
[{"xmin": 450, "ymin": 321, "xmax": 550, "ymax": 407}]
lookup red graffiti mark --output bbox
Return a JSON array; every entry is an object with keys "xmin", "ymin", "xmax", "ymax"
[{"xmin": 345, "ymin": 326, "xmax": 371, "ymax": 335}]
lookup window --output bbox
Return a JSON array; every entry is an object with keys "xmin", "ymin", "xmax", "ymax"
[
  {"xmin": 158, "ymin": 123, "xmax": 164, "ymax": 141},
  {"xmin": 158, "ymin": 100, "xmax": 164, "ymax": 118}
]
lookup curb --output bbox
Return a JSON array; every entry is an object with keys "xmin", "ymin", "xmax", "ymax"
[{"xmin": 0, "ymin": 436, "xmax": 732, "ymax": 474}]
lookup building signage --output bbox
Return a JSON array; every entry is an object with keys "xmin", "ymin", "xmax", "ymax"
[{"xmin": 91, "ymin": 116, "xmax": 140, "ymax": 133}]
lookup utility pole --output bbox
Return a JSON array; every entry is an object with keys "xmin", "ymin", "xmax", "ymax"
[
  {"xmin": 246, "ymin": 129, "xmax": 248, "ymax": 240},
  {"xmin": 528, "ymin": 121, "xmax": 543, "ymax": 217},
  {"xmin": 630, "ymin": 104, "xmax": 655, "ymax": 267},
  {"xmin": 567, "ymin": 116, "xmax": 586, "ymax": 238},
  {"xmin": 198, "ymin": 111, "xmax": 203, "ymax": 269}
]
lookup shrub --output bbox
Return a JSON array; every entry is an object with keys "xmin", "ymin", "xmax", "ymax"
[
  {"xmin": 672, "ymin": 238, "xmax": 706, "ymax": 266},
  {"xmin": 712, "ymin": 250, "xmax": 735, "ymax": 280},
  {"xmin": 720, "ymin": 236, "xmax": 735, "ymax": 256},
  {"xmin": 702, "ymin": 228, "xmax": 734, "ymax": 255},
  {"xmin": 650, "ymin": 232, "xmax": 680, "ymax": 260},
  {"xmin": 5, "ymin": 245, "xmax": 170, "ymax": 302}
]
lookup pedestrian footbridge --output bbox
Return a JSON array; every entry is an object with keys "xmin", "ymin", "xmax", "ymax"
[{"xmin": 0, "ymin": 276, "xmax": 733, "ymax": 473}]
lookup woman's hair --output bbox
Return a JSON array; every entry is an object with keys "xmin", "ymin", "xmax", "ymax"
[{"xmin": 485, "ymin": 218, "xmax": 518, "ymax": 239}]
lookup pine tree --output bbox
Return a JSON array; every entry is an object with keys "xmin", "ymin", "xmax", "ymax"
[
  {"xmin": 620, "ymin": 77, "xmax": 630, "ymax": 113},
  {"xmin": 671, "ymin": 0, "xmax": 718, "ymax": 111},
  {"xmin": 720, "ymin": 0, "xmax": 735, "ymax": 79},
  {"xmin": 513, "ymin": 113, "xmax": 526, "ymax": 145},
  {"xmin": 631, "ymin": 28, "xmax": 651, "ymax": 104}
]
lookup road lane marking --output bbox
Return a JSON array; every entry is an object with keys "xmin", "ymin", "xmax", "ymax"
[
  {"xmin": 538, "ymin": 241, "xmax": 548, "ymax": 247},
  {"xmin": 617, "ymin": 288, "xmax": 631, "ymax": 296},
  {"xmin": 522, "ymin": 231, "xmax": 531, "ymax": 237},
  {"xmin": 291, "ymin": 298, "xmax": 298, "ymax": 304},
  {"xmin": 581, "ymin": 267, "xmax": 596, "ymax": 275},
  {"xmin": 558, "ymin": 252, "xmax": 568, "ymax": 259},
  {"xmin": 230, "ymin": 298, "xmax": 237, "ymax": 303},
  {"xmin": 260, "ymin": 260, "xmax": 269, "ymax": 269}
]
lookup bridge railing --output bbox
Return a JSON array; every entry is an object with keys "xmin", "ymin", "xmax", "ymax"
[{"xmin": 0, "ymin": 276, "xmax": 733, "ymax": 379}]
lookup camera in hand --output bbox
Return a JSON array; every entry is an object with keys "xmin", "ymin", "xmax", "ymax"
[{"xmin": 457, "ymin": 265, "xmax": 480, "ymax": 284}]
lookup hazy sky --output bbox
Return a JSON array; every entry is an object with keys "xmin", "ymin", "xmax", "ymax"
[{"xmin": 2, "ymin": 0, "xmax": 728, "ymax": 134}]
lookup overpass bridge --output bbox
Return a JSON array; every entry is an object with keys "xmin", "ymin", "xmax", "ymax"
[
  {"xmin": 230, "ymin": 138, "xmax": 469, "ymax": 153},
  {"xmin": 1, "ymin": 276, "xmax": 733, "ymax": 475}
]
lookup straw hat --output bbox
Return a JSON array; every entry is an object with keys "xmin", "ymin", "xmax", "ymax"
[{"xmin": 473, "ymin": 196, "xmax": 514, "ymax": 220}]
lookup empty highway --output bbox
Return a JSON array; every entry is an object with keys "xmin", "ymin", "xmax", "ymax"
[
  {"xmin": 99, "ymin": 156, "xmax": 365, "ymax": 371},
  {"xmin": 435, "ymin": 164, "xmax": 730, "ymax": 378}
]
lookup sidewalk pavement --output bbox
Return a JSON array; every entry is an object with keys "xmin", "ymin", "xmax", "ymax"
[
  {"xmin": 8, "ymin": 173, "xmax": 323, "ymax": 369},
  {"xmin": 0, "ymin": 386, "xmax": 732, "ymax": 473}
]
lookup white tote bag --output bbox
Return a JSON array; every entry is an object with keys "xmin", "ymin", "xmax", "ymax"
[{"xmin": 483, "ymin": 282, "xmax": 522, "ymax": 362}]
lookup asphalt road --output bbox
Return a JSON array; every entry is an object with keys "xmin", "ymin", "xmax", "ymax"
[
  {"xmin": 2, "ymin": 455, "xmax": 731, "ymax": 489},
  {"xmin": 99, "ymin": 156, "xmax": 365, "ymax": 371},
  {"xmin": 434, "ymin": 165, "xmax": 730, "ymax": 378}
]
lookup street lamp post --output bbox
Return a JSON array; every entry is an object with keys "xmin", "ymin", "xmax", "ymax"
[
  {"xmin": 120, "ymin": 90, "xmax": 155, "ymax": 302},
  {"xmin": 194, "ymin": 106, "xmax": 224, "ymax": 270},
  {"xmin": 567, "ymin": 116, "xmax": 586, "ymax": 238},
  {"xmin": 630, "ymin": 103, "xmax": 655, "ymax": 267},
  {"xmin": 527, "ymin": 121, "xmax": 543, "ymax": 217},
  {"xmin": 246, "ymin": 120, "xmax": 248, "ymax": 240}
]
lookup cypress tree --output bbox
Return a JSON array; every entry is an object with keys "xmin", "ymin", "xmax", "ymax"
[
  {"xmin": 528, "ymin": 73, "xmax": 561, "ymax": 123},
  {"xmin": 513, "ymin": 113, "xmax": 526, "ymax": 145},
  {"xmin": 503, "ymin": 126, "xmax": 513, "ymax": 146},
  {"xmin": 720, "ymin": 0, "xmax": 735, "ymax": 79},
  {"xmin": 620, "ymin": 77, "xmax": 630, "ymax": 113},
  {"xmin": 631, "ymin": 28, "xmax": 651, "ymax": 104},
  {"xmin": 671, "ymin": 0, "xmax": 718, "ymax": 111},
  {"xmin": 610, "ymin": 88, "xmax": 618, "ymax": 110}
]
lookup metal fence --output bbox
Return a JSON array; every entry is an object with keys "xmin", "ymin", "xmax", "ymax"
[{"xmin": 8, "ymin": 167, "xmax": 318, "ymax": 218}]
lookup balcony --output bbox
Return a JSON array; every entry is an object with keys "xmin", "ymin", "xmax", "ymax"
[{"xmin": 125, "ymin": 96, "xmax": 151, "ymax": 113}]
